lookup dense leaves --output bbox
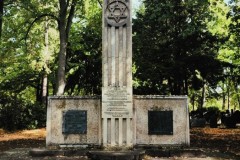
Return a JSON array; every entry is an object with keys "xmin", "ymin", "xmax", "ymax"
[
  {"xmin": 133, "ymin": 0, "xmax": 239, "ymax": 110},
  {"xmin": 133, "ymin": 0, "xmax": 224, "ymax": 96},
  {"xmin": 0, "ymin": 0, "xmax": 239, "ymax": 130},
  {"xmin": 0, "ymin": 92, "xmax": 46, "ymax": 131}
]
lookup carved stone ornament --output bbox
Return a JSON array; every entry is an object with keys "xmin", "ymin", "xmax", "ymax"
[{"xmin": 105, "ymin": 0, "xmax": 129, "ymax": 27}]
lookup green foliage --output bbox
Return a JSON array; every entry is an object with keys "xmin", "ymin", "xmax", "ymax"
[
  {"xmin": 0, "ymin": 92, "xmax": 46, "ymax": 131},
  {"xmin": 133, "ymin": 0, "xmax": 225, "ymax": 96},
  {"xmin": 0, "ymin": 0, "xmax": 239, "ymax": 127},
  {"xmin": 64, "ymin": 0, "xmax": 102, "ymax": 95},
  {"xmin": 206, "ymin": 106, "xmax": 220, "ymax": 112}
]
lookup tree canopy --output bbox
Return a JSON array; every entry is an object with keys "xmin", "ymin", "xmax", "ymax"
[{"xmin": 0, "ymin": 0, "xmax": 239, "ymax": 117}]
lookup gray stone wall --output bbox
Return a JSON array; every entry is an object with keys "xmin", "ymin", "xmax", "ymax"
[
  {"xmin": 46, "ymin": 96, "xmax": 189, "ymax": 147},
  {"xmin": 134, "ymin": 96, "xmax": 190, "ymax": 146},
  {"xmin": 46, "ymin": 96, "xmax": 101, "ymax": 147}
]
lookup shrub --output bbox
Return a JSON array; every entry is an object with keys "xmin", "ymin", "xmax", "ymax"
[{"xmin": 0, "ymin": 93, "xmax": 46, "ymax": 131}]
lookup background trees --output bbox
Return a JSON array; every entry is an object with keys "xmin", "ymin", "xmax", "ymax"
[
  {"xmin": 0, "ymin": 0, "xmax": 101, "ymax": 130},
  {"xmin": 133, "ymin": 0, "xmax": 239, "ymax": 110},
  {"xmin": 0, "ymin": 0, "xmax": 239, "ymax": 130},
  {"xmin": 0, "ymin": 0, "xmax": 3, "ymax": 40},
  {"xmin": 133, "ymin": 0, "xmax": 223, "ymax": 95}
]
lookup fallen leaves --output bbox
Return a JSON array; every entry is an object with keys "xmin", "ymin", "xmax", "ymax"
[
  {"xmin": 191, "ymin": 126, "xmax": 240, "ymax": 155},
  {"xmin": 0, "ymin": 128, "xmax": 46, "ymax": 152}
]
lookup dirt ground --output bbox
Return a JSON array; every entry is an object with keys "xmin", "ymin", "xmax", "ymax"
[
  {"xmin": 191, "ymin": 127, "xmax": 240, "ymax": 156},
  {"xmin": 0, "ymin": 127, "xmax": 240, "ymax": 159},
  {"xmin": 0, "ymin": 128, "xmax": 46, "ymax": 152}
]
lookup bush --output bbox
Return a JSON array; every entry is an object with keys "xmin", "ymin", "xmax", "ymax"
[{"xmin": 0, "ymin": 93, "xmax": 46, "ymax": 131}]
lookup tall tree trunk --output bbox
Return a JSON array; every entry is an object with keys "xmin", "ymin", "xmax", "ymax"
[
  {"xmin": 227, "ymin": 77, "xmax": 230, "ymax": 110},
  {"xmin": 191, "ymin": 94, "xmax": 195, "ymax": 111},
  {"xmin": 36, "ymin": 77, "xmax": 42, "ymax": 102},
  {"xmin": 200, "ymin": 81, "xmax": 206, "ymax": 109},
  {"xmin": 0, "ymin": 0, "xmax": 3, "ymax": 40},
  {"xmin": 55, "ymin": 23, "xmax": 67, "ymax": 95},
  {"xmin": 55, "ymin": 0, "xmax": 77, "ymax": 95},
  {"xmin": 42, "ymin": 19, "xmax": 49, "ymax": 105},
  {"xmin": 222, "ymin": 90, "xmax": 226, "ymax": 110},
  {"xmin": 55, "ymin": 0, "xmax": 67, "ymax": 95},
  {"xmin": 222, "ymin": 82, "xmax": 226, "ymax": 110},
  {"xmin": 233, "ymin": 79, "xmax": 240, "ymax": 110}
]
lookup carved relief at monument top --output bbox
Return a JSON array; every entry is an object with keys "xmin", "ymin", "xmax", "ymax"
[{"xmin": 105, "ymin": 0, "xmax": 130, "ymax": 27}]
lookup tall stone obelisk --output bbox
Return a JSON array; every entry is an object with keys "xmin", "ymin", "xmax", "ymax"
[{"xmin": 102, "ymin": 0, "xmax": 133, "ymax": 147}]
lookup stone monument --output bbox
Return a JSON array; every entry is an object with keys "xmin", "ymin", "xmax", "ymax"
[
  {"xmin": 46, "ymin": 0, "xmax": 190, "ymax": 150},
  {"xmin": 102, "ymin": 0, "xmax": 133, "ymax": 147}
]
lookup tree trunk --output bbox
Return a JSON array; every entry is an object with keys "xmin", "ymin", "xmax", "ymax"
[
  {"xmin": 36, "ymin": 77, "xmax": 42, "ymax": 102},
  {"xmin": 192, "ymin": 94, "xmax": 195, "ymax": 111},
  {"xmin": 55, "ymin": 0, "xmax": 77, "ymax": 95},
  {"xmin": 55, "ymin": 24, "xmax": 67, "ymax": 95},
  {"xmin": 55, "ymin": 0, "xmax": 67, "ymax": 95},
  {"xmin": 0, "ymin": 0, "xmax": 3, "ymax": 40},
  {"xmin": 200, "ymin": 81, "xmax": 206, "ymax": 109},
  {"xmin": 227, "ymin": 77, "xmax": 230, "ymax": 110},
  {"xmin": 222, "ymin": 82, "xmax": 226, "ymax": 110},
  {"xmin": 222, "ymin": 90, "xmax": 226, "ymax": 110},
  {"xmin": 42, "ymin": 19, "xmax": 49, "ymax": 105},
  {"xmin": 233, "ymin": 79, "xmax": 240, "ymax": 110}
]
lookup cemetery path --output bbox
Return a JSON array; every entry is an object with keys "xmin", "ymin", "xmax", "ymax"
[{"xmin": 0, "ymin": 127, "xmax": 239, "ymax": 159}]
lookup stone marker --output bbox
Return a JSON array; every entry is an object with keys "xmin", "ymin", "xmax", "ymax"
[
  {"xmin": 102, "ymin": 0, "xmax": 133, "ymax": 147},
  {"xmin": 46, "ymin": 0, "xmax": 190, "ymax": 151}
]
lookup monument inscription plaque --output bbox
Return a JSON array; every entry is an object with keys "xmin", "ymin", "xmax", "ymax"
[
  {"xmin": 148, "ymin": 111, "xmax": 173, "ymax": 135},
  {"xmin": 62, "ymin": 110, "xmax": 87, "ymax": 134},
  {"xmin": 102, "ymin": 87, "xmax": 132, "ymax": 118}
]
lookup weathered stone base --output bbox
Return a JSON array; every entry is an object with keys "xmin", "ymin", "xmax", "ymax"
[
  {"xmin": 88, "ymin": 150, "xmax": 145, "ymax": 160},
  {"xmin": 29, "ymin": 148, "xmax": 87, "ymax": 157},
  {"xmin": 46, "ymin": 95, "xmax": 189, "ymax": 147},
  {"xmin": 46, "ymin": 96, "xmax": 101, "ymax": 147},
  {"xmin": 29, "ymin": 147, "xmax": 240, "ymax": 159}
]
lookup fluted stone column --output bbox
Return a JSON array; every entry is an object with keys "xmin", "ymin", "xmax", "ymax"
[{"xmin": 102, "ymin": 0, "xmax": 133, "ymax": 147}]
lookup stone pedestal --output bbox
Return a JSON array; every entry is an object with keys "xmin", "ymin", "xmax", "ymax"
[
  {"xmin": 46, "ymin": 96, "xmax": 190, "ymax": 147},
  {"xmin": 46, "ymin": 0, "xmax": 190, "ymax": 150},
  {"xmin": 46, "ymin": 96, "xmax": 101, "ymax": 147}
]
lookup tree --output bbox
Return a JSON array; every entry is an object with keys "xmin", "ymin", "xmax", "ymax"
[
  {"xmin": 65, "ymin": 0, "xmax": 102, "ymax": 95},
  {"xmin": 0, "ymin": 0, "xmax": 3, "ymax": 40},
  {"xmin": 214, "ymin": 0, "xmax": 240, "ymax": 110},
  {"xmin": 133, "ymin": 0, "xmax": 224, "ymax": 99},
  {"xmin": 23, "ymin": 0, "xmax": 83, "ymax": 95},
  {"xmin": 0, "ymin": 0, "xmax": 103, "ymax": 130},
  {"xmin": 228, "ymin": 0, "xmax": 240, "ymax": 109},
  {"xmin": 0, "ymin": 0, "xmax": 58, "ymax": 105},
  {"xmin": 55, "ymin": 0, "xmax": 79, "ymax": 95}
]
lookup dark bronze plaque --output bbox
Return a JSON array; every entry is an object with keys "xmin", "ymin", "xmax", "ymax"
[
  {"xmin": 62, "ymin": 110, "xmax": 87, "ymax": 134},
  {"xmin": 148, "ymin": 111, "xmax": 173, "ymax": 135}
]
